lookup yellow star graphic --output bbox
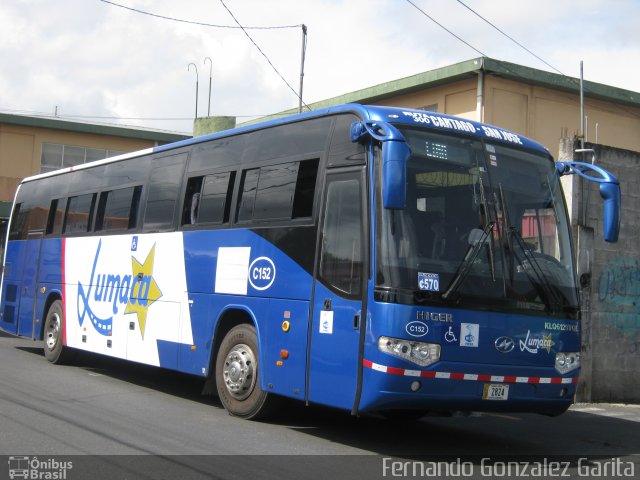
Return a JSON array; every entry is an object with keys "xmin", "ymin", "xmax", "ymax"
[
  {"xmin": 542, "ymin": 334, "xmax": 555, "ymax": 354},
  {"xmin": 125, "ymin": 244, "xmax": 162, "ymax": 338}
]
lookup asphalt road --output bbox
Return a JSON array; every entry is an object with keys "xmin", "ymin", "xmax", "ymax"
[{"xmin": 1, "ymin": 330, "xmax": 638, "ymax": 480}]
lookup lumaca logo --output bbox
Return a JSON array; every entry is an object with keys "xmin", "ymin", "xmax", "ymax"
[
  {"xmin": 77, "ymin": 240, "xmax": 162, "ymax": 338},
  {"xmin": 519, "ymin": 330, "xmax": 555, "ymax": 354}
]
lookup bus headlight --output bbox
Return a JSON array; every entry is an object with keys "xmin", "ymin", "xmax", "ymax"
[
  {"xmin": 378, "ymin": 336, "xmax": 441, "ymax": 367},
  {"xmin": 555, "ymin": 352, "xmax": 580, "ymax": 374}
]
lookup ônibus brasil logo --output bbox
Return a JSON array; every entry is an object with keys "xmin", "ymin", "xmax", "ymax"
[{"xmin": 77, "ymin": 240, "xmax": 162, "ymax": 338}]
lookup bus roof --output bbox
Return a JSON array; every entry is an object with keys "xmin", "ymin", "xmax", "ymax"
[{"xmin": 21, "ymin": 104, "xmax": 548, "ymax": 185}]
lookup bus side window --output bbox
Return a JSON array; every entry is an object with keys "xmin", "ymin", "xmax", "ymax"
[
  {"xmin": 143, "ymin": 153, "xmax": 188, "ymax": 232},
  {"xmin": 319, "ymin": 175, "xmax": 363, "ymax": 297},
  {"xmin": 182, "ymin": 176, "xmax": 203, "ymax": 225},
  {"xmin": 253, "ymin": 162, "xmax": 299, "ymax": 221},
  {"xmin": 63, "ymin": 193, "xmax": 96, "ymax": 235},
  {"xmin": 182, "ymin": 172, "xmax": 235, "ymax": 226},
  {"xmin": 236, "ymin": 168, "xmax": 260, "ymax": 222},
  {"xmin": 327, "ymin": 114, "xmax": 366, "ymax": 167},
  {"xmin": 95, "ymin": 186, "xmax": 142, "ymax": 232},
  {"xmin": 292, "ymin": 158, "xmax": 319, "ymax": 218},
  {"xmin": 8, "ymin": 203, "xmax": 24, "ymax": 240},
  {"xmin": 199, "ymin": 171, "xmax": 235, "ymax": 224},
  {"xmin": 235, "ymin": 158, "xmax": 319, "ymax": 223},
  {"xmin": 45, "ymin": 199, "xmax": 65, "ymax": 236}
]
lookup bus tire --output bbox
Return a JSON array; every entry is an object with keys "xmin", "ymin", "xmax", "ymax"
[
  {"xmin": 215, "ymin": 324, "xmax": 275, "ymax": 420},
  {"xmin": 43, "ymin": 300, "xmax": 74, "ymax": 364}
]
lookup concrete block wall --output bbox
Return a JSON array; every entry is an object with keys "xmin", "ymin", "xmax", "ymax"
[{"xmin": 560, "ymin": 139, "xmax": 640, "ymax": 403}]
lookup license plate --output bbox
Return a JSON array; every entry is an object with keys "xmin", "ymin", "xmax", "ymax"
[{"xmin": 483, "ymin": 383, "xmax": 509, "ymax": 400}]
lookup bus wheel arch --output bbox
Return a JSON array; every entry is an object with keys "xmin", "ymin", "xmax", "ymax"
[
  {"xmin": 212, "ymin": 308, "xmax": 276, "ymax": 419},
  {"xmin": 212, "ymin": 308, "xmax": 257, "ymax": 370}
]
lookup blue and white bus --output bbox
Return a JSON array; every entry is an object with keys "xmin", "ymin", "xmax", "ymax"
[{"xmin": 0, "ymin": 104, "xmax": 620, "ymax": 419}]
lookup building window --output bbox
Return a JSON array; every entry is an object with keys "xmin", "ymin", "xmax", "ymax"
[
  {"xmin": 419, "ymin": 104, "xmax": 438, "ymax": 112},
  {"xmin": 40, "ymin": 143, "xmax": 127, "ymax": 174}
]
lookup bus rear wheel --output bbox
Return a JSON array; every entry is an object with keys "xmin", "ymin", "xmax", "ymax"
[
  {"xmin": 43, "ymin": 299, "xmax": 74, "ymax": 364},
  {"xmin": 215, "ymin": 324, "xmax": 276, "ymax": 420}
]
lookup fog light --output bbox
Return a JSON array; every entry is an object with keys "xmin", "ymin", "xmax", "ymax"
[
  {"xmin": 378, "ymin": 336, "xmax": 440, "ymax": 367},
  {"xmin": 410, "ymin": 381, "xmax": 422, "ymax": 392},
  {"xmin": 555, "ymin": 351, "xmax": 580, "ymax": 374}
]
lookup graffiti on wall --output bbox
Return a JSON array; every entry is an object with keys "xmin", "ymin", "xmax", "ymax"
[{"xmin": 597, "ymin": 256, "xmax": 640, "ymax": 335}]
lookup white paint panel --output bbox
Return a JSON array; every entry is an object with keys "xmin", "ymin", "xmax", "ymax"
[
  {"xmin": 214, "ymin": 247, "xmax": 250, "ymax": 295},
  {"xmin": 63, "ymin": 233, "xmax": 193, "ymax": 367}
]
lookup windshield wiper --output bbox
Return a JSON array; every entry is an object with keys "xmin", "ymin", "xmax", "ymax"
[
  {"xmin": 441, "ymin": 221, "xmax": 495, "ymax": 301},
  {"xmin": 508, "ymin": 226, "xmax": 563, "ymax": 314},
  {"xmin": 497, "ymin": 182, "xmax": 563, "ymax": 314},
  {"xmin": 475, "ymin": 166, "xmax": 497, "ymax": 282}
]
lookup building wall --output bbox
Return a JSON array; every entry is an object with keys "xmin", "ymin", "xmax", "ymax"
[
  {"xmin": 371, "ymin": 78, "xmax": 478, "ymax": 119},
  {"xmin": 0, "ymin": 122, "xmax": 158, "ymax": 203},
  {"xmin": 484, "ymin": 76, "xmax": 640, "ymax": 157},
  {"xmin": 367, "ymin": 74, "xmax": 640, "ymax": 160},
  {"xmin": 560, "ymin": 139, "xmax": 640, "ymax": 403}
]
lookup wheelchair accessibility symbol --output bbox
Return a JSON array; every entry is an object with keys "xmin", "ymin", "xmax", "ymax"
[{"xmin": 444, "ymin": 326, "xmax": 457, "ymax": 343}]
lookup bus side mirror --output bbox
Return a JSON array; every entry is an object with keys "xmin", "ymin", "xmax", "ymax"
[
  {"xmin": 382, "ymin": 140, "xmax": 411, "ymax": 209},
  {"xmin": 600, "ymin": 182, "xmax": 621, "ymax": 242},
  {"xmin": 350, "ymin": 120, "xmax": 411, "ymax": 210},
  {"xmin": 556, "ymin": 161, "xmax": 621, "ymax": 242}
]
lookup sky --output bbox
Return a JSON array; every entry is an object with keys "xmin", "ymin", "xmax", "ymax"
[{"xmin": 1, "ymin": 0, "xmax": 639, "ymax": 135}]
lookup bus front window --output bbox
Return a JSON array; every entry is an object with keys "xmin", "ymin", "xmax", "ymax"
[{"xmin": 376, "ymin": 128, "xmax": 579, "ymax": 319}]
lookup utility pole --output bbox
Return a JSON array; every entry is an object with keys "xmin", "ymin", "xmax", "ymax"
[
  {"xmin": 204, "ymin": 57, "xmax": 213, "ymax": 117},
  {"xmin": 298, "ymin": 24, "xmax": 307, "ymax": 114}
]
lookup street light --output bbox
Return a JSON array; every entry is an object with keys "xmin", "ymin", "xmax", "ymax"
[{"xmin": 188, "ymin": 62, "xmax": 199, "ymax": 119}]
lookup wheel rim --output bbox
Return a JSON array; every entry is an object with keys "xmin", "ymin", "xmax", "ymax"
[
  {"xmin": 222, "ymin": 343, "xmax": 256, "ymax": 400},
  {"xmin": 46, "ymin": 312, "xmax": 61, "ymax": 351}
]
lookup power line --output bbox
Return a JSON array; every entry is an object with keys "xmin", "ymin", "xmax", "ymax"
[
  {"xmin": 0, "ymin": 108, "xmax": 287, "ymax": 121},
  {"xmin": 98, "ymin": 0, "xmax": 309, "ymax": 112},
  {"xmin": 60, "ymin": 113, "xmax": 276, "ymax": 120},
  {"xmin": 98, "ymin": 0, "xmax": 301, "ymax": 30},
  {"xmin": 404, "ymin": 0, "xmax": 487, "ymax": 57},
  {"xmin": 218, "ymin": 0, "xmax": 310, "ymax": 110},
  {"xmin": 455, "ymin": 0, "xmax": 564, "ymax": 75}
]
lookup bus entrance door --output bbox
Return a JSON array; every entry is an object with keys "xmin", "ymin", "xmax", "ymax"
[
  {"xmin": 308, "ymin": 169, "xmax": 366, "ymax": 410},
  {"xmin": 16, "ymin": 232, "xmax": 44, "ymax": 339}
]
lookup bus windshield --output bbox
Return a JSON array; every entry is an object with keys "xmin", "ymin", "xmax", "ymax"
[{"xmin": 376, "ymin": 127, "xmax": 578, "ymax": 318}]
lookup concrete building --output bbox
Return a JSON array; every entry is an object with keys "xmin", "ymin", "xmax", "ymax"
[
  {"xmin": 0, "ymin": 113, "xmax": 190, "ymax": 244},
  {"xmin": 245, "ymin": 57, "xmax": 640, "ymax": 156}
]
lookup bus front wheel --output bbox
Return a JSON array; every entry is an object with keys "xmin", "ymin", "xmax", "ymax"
[
  {"xmin": 215, "ymin": 324, "xmax": 275, "ymax": 420},
  {"xmin": 43, "ymin": 299, "xmax": 74, "ymax": 364}
]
